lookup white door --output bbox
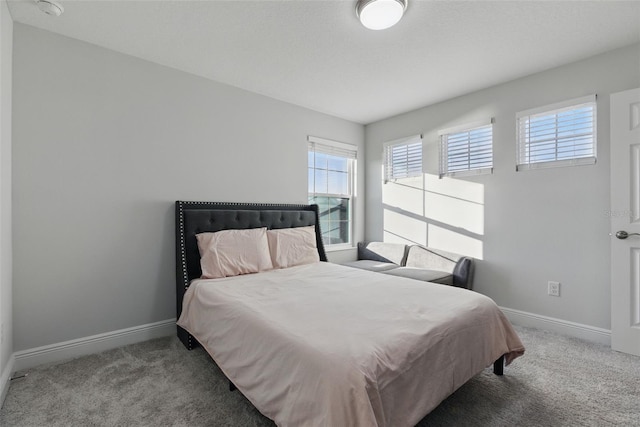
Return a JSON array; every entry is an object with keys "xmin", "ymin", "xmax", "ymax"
[{"xmin": 611, "ymin": 87, "xmax": 640, "ymax": 356}]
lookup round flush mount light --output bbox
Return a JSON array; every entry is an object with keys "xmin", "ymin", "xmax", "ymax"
[
  {"xmin": 36, "ymin": 0, "xmax": 64, "ymax": 17},
  {"xmin": 356, "ymin": 0, "xmax": 407, "ymax": 31}
]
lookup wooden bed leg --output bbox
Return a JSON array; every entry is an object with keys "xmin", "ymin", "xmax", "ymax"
[
  {"xmin": 493, "ymin": 355, "xmax": 505, "ymax": 376},
  {"xmin": 229, "ymin": 380, "xmax": 237, "ymax": 392}
]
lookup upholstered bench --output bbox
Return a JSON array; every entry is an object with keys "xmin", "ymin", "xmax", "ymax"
[{"xmin": 343, "ymin": 242, "xmax": 475, "ymax": 290}]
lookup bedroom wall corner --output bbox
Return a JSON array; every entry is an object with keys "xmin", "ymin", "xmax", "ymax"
[
  {"xmin": 11, "ymin": 24, "xmax": 364, "ymax": 355},
  {"xmin": 0, "ymin": 0, "xmax": 14, "ymax": 406},
  {"xmin": 364, "ymin": 43, "xmax": 640, "ymax": 336}
]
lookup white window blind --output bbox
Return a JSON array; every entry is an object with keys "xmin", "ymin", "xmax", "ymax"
[
  {"xmin": 383, "ymin": 135, "xmax": 423, "ymax": 182},
  {"xmin": 439, "ymin": 120, "xmax": 493, "ymax": 178},
  {"xmin": 516, "ymin": 95, "xmax": 597, "ymax": 171},
  {"xmin": 307, "ymin": 136, "xmax": 357, "ymax": 161}
]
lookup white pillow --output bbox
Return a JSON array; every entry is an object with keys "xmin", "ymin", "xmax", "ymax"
[
  {"xmin": 196, "ymin": 227, "xmax": 273, "ymax": 279},
  {"xmin": 267, "ymin": 226, "xmax": 320, "ymax": 269}
]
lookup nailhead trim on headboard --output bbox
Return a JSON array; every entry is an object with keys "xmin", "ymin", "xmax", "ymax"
[{"xmin": 178, "ymin": 201, "xmax": 188, "ymax": 291}]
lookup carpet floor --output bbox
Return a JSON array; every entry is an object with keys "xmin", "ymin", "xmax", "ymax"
[{"xmin": 1, "ymin": 326, "xmax": 638, "ymax": 426}]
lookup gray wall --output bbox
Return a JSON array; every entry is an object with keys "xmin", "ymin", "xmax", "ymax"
[
  {"xmin": 0, "ymin": 0, "xmax": 13, "ymax": 377},
  {"xmin": 12, "ymin": 24, "xmax": 364, "ymax": 351},
  {"xmin": 365, "ymin": 44, "xmax": 640, "ymax": 330}
]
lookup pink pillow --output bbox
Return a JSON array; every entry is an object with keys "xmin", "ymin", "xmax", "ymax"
[
  {"xmin": 267, "ymin": 226, "xmax": 320, "ymax": 269},
  {"xmin": 196, "ymin": 227, "xmax": 273, "ymax": 279}
]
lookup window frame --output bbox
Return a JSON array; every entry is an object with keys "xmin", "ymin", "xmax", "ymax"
[
  {"xmin": 516, "ymin": 94, "xmax": 597, "ymax": 171},
  {"xmin": 383, "ymin": 134, "xmax": 423, "ymax": 182},
  {"xmin": 438, "ymin": 119, "xmax": 494, "ymax": 178},
  {"xmin": 307, "ymin": 135, "xmax": 357, "ymax": 249}
]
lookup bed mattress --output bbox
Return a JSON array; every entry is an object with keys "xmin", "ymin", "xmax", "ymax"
[{"xmin": 177, "ymin": 262, "xmax": 524, "ymax": 427}]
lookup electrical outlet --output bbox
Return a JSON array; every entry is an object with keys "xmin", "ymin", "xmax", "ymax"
[{"xmin": 548, "ymin": 281, "xmax": 561, "ymax": 297}]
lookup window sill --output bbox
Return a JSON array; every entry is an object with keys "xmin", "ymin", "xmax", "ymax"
[
  {"xmin": 324, "ymin": 244, "xmax": 355, "ymax": 253},
  {"xmin": 516, "ymin": 156, "xmax": 596, "ymax": 171},
  {"xmin": 440, "ymin": 166, "xmax": 493, "ymax": 178}
]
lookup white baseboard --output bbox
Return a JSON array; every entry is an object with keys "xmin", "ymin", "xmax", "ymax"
[
  {"xmin": 500, "ymin": 306, "xmax": 611, "ymax": 346},
  {"xmin": 14, "ymin": 318, "xmax": 176, "ymax": 372},
  {"xmin": 1, "ymin": 354, "xmax": 15, "ymax": 409},
  {"xmin": 7, "ymin": 309, "xmax": 611, "ymax": 374}
]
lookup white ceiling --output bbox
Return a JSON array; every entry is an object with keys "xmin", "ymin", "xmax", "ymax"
[{"xmin": 7, "ymin": 0, "xmax": 640, "ymax": 124}]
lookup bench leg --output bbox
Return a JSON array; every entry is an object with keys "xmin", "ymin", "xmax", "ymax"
[{"xmin": 493, "ymin": 355, "xmax": 504, "ymax": 376}]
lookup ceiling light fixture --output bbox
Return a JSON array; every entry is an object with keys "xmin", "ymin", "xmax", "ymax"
[
  {"xmin": 36, "ymin": 0, "xmax": 64, "ymax": 17},
  {"xmin": 356, "ymin": 0, "xmax": 407, "ymax": 31}
]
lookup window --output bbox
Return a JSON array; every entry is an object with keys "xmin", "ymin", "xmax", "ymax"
[
  {"xmin": 439, "ymin": 120, "xmax": 493, "ymax": 178},
  {"xmin": 383, "ymin": 135, "xmax": 423, "ymax": 181},
  {"xmin": 308, "ymin": 136, "xmax": 357, "ymax": 247},
  {"xmin": 516, "ymin": 95, "xmax": 596, "ymax": 171}
]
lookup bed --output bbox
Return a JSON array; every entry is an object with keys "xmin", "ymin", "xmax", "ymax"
[{"xmin": 175, "ymin": 201, "xmax": 525, "ymax": 427}]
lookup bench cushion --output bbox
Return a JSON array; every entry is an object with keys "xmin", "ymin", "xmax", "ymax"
[
  {"xmin": 358, "ymin": 242, "xmax": 407, "ymax": 265},
  {"xmin": 342, "ymin": 260, "xmax": 399, "ymax": 273},
  {"xmin": 405, "ymin": 245, "xmax": 459, "ymax": 272},
  {"xmin": 381, "ymin": 267, "xmax": 453, "ymax": 285}
]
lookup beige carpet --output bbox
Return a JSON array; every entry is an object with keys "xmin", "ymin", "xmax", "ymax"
[{"xmin": 1, "ymin": 326, "xmax": 639, "ymax": 426}]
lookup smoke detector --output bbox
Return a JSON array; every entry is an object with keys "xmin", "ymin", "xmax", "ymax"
[{"xmin": 36, "ymin": 0, "xmax": 64, "ymax": 17}]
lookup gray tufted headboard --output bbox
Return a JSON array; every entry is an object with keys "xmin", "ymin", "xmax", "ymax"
[{"xmin": 175, "ymin": 201, "xmax": 327, "ymax": 349}]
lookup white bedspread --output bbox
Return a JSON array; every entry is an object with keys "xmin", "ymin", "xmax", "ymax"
[{"xmin": 177, "ymin": 262, "xmax": 524, "ymax": 427}]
